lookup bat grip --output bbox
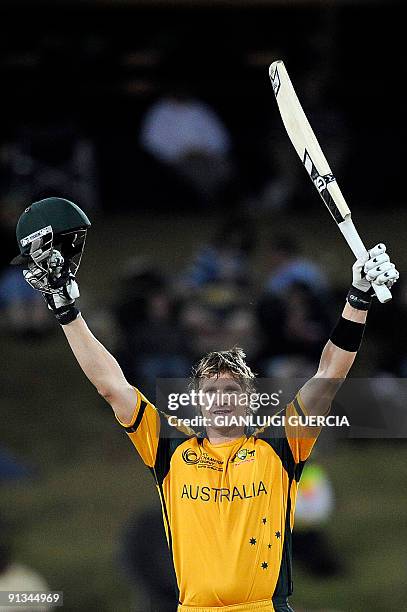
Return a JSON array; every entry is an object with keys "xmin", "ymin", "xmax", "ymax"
[
  {"xmin": 373, "ymin": 282, "xmax": 392, "ymax": 304},
  {"xmin": 338, "ymin": 216, "xmax": 392, "ymax": 304}
]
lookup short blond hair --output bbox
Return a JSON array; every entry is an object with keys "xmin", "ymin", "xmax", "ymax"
[{"xmin": 191, "ymin": 347, "xmax": 256, "ymax": 394}]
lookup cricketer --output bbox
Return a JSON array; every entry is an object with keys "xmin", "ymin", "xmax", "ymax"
[{"xmin": 12, "ymin": 198, "xmax": 399, "ymax": 612}]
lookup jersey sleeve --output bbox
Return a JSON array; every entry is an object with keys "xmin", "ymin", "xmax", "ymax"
[
  {"xmin": 115, "ymin": 387, "xmax": 192, "ymax": 473},
  {"xmin": 285, "ymin": 391, "xmax": 324, "ymax": 463},
  {"xmin": 115, "ymin": 388, "xmax": 161, "ymax": 468}
]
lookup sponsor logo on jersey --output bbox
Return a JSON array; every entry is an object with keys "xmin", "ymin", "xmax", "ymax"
[
  {"xmin": 196, "ymin": 452, "xmax": 224, "ymax": 471},
  {"xmin": 231, "ymin": 448, "xmax": 256, "ymax": 465},
  {"xmin": 180, "ymin": 480, "xmax": 267, "ymax": 502},
  {"xmin": 182, "ymin": 448, "xmax": 224, "ymax": 471},
  {"xmin": 182, "ymin": 448, "xmax": 200, "ymax": 464}
]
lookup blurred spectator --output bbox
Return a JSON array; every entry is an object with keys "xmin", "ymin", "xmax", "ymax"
[
  {"xmin": 0, "ymin": 514, "xmax": 50, "ymax": 611},
  {"xmin": 178, "ymin": 214, "xmax": 259, "ymax": 360},
  {"xmin": 139, "ymin": 89, "xmax": 234, "ymax": 208},
  {"xmin": 0, "ymin": 448, "xmax": 32, "ymax": 482},
  {"xmin": 257, "ymin": 281, "xmax": 332, "ymax": 369},
  {"xmin": 255, "ymin": 233, "xmax": 332, "ymax": 367},
  {"xmin": 1, "ymin": 118, "xmax": 99, "ymax": 210},
  {"xmin": 367, "ymin": 280, "xmax": 407, "ymax": 377},
  {"xmin": 120, "ymin": 507, "xmax": 177, "ymax": 612},
  {"xmin": 0, "ymin": 201, "xmax": 50, "ymax": 339},
  {"xmin": 265, "ymin": 354, "xmax": 316, "ymax": 380},
  {"xmin": 181, "ymin": 284, "xmax": 259, "ymax": 361},
  {"xmin": 295, "ymin": 462, "xmax": 335, "ymax": 528},
  {"xmin": 181, "ymin": 214, "xmax": 256, "ymax": 289},
  {"xmin": 294, "ymin": 461, "xmax": 343, "ymax": 578},
  {"xmin": 115, "ymin": 260, "xmax": 189, "ymax": 397},
  {"xmin": 264, "ymin": 234, "xmax": 329, "ymax": 298}
]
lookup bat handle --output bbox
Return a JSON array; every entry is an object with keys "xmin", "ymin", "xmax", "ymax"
[
  {"xmin": 372, "ymin": 282, "xmax": 392, "ymax": 304},
  {"xmin": 338, "ymin": 216, "xmax": 392, "ymax": 304}
]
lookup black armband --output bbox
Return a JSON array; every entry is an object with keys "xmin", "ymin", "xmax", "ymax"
[
  {"xmin": 54, "ymin": 305, "xmax": 80, "ymax": 326},
  {"xmin": 346, "ymin": 285, "xmax": 372, "ymax": 311},
  {"xmin": 330, "ymin": 316, "xmax": 366, "ymax": 352}
]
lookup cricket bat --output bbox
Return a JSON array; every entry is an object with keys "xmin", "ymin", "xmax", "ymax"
[{"xmin": 269, "ymin": 60, "xmax": 391, "ymax": 303}]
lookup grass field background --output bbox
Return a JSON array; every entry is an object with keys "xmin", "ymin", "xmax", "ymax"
[{"xmin": 2, "ymin": 210, "xmax": 407, "ymax": 611}]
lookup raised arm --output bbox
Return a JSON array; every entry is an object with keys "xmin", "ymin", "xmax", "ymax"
[
  {"xmin": 23, "ymin": 249, "xmax": 136, "ymax": 424},
  {"xmin": 299, "ymin": 302, "xmax": 367, "ymax": 416},
  {"xmin": 62, "ymin": 315, "xmax": 136, "ymax": 424},
  {"xmin": 300, "ymin": 243, "xmax": 399, "ymax": 416},
  {"xmin": 284, "ymin": 244, "xmax": 398, "ymax": 464}
]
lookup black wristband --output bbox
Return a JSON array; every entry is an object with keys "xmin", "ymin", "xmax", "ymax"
[
  {"xmin": 330, "ymin": 316, "xmax": 366, "ymax": 352},
  {"xmin": 346, "ymin": 285, "xmax": 373, "ymax": 311},
  {"xmin": 54, "ymin": 305, "xmax": 80, "ymax": 326}
]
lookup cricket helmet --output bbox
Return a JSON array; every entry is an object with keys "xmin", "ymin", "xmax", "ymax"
[{"xmin": 11, "ymin": 197, "xmax": 91, "ymax": 294}]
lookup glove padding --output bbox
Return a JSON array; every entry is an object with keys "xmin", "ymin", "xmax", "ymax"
[
  {"xmin": 23, "ymin": 250, "xmax": 80, "ymax": 325},
  {"xmin": 44, "ymin": 277, "xmax": 80, "ymax": 311},
  {"xmin": 352, "ymin": 243, "xmax": 399, "ymax": 294}
]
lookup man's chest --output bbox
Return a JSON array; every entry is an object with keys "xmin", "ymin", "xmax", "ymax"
[{"xmin": 163, "ymin": 438, "xmax": 289, "ymax": 507}]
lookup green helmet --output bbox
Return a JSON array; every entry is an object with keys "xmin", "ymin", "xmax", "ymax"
[{"xmin": 11, "ymin": 197, "xmax": 91, "ymax": 293}]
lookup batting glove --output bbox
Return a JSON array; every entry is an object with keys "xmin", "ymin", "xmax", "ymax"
[
  {"xmin": 347, "ymin": 243, "xmax": 399, "ymax": 310},
  {"xmin": 23, "ymin": 250, "xmax": 81, "ymax": 325}
]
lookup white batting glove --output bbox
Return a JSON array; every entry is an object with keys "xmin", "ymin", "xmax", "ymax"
[
  {"xmin": 23, "ymin": 250, "xmax": 80, "ymax": 325},
  {"xmin": 48, "ymin": 249, "xmax": 65, "ymax": 280},
  {"xmin": 353, "ymin": 244, "xmax": 399, "ymax": 293}
]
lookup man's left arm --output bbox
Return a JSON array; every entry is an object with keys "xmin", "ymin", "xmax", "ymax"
[
  {"xmin": 288, "ymin": 243, "xmax": 399, "ymax": 462},
  {"xmin": 298, "ymin": 301, "xmax": 366, "ymax": 418}
]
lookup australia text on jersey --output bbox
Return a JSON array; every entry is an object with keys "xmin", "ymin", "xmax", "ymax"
[{"xmin": 181, "ymin": 480, "xmax": 268, "ymax": 502}]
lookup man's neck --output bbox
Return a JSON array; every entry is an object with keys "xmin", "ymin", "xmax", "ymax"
[{"xmin": 205, "ymin": 427, "xmax": 246, "ymax": 446}]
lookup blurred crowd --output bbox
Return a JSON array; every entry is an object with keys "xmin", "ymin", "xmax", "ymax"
[
  {"xmin": 113, "ymin": 217, "xmax": 337, "ymax": 398},
  {"xmin": 0, "ymin": 42, "xmax": 404, "ymax": 611},
  {"xmin": 1, "ymin": 188, "xmax": 406, "ymax": 383}
]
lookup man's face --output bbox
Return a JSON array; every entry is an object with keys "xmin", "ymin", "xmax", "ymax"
[{"xmin": 198, "ymin": 372, "xmax": 248, "ymax": 428}]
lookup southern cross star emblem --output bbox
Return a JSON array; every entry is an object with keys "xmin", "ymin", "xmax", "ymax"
[
  {"xmin": 262, "ymin": 517, "xmax": 267, "ymax": 524},
  {"xmin": 261, "ymin": 561, "xmax": 268, "ymax": 569},
  {"xmin": 275, "ymin": 531, "xmax": 281, "ymax": 539},
  {"xmin": 249, "ymin": 537, "xmax": 256, "ymax": 545}
]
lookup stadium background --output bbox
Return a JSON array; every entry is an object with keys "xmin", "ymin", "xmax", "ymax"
[{"xmin": 1, "ymin": 1, "xmax": 406, "ymax": 611}]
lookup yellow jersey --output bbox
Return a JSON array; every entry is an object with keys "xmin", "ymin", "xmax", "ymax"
[{"xmin": 117, "ymin": 389, "xmax": 320, "ymax": 610}]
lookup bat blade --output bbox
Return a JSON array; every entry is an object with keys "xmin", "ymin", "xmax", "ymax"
[
  {"xmin": 269, "ymin": 59, "xmax": 392, "ymax": 303},
  {"xmin": 269, "ymin": 60, "xmax": 350, "ymax": 224}
]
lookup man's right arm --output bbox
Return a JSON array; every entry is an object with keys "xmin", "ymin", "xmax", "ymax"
[
  {"xmin": 21, "ymin": 248, "xmax": 136, "ymax": 423},
  {"xmin": 62, "ymin": 314, "xmax": 163, "ymax": 469},
  {"xmin": 61, "ymin": 315, "xmax": 137, "ymax": 425},
  {"xmin": 21, "ymin": 245, "xmax": 164, "ymax": 467}
]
